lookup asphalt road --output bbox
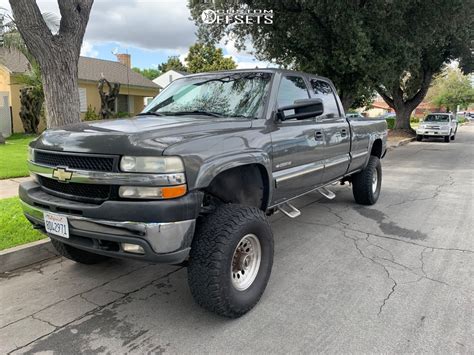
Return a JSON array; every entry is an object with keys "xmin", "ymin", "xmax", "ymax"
[{"xmin": 1, "ymin": 124, "xmax": 473, "ymax": 354}]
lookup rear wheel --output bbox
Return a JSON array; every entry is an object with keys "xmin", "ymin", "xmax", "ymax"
[
  {"xmin": 416, "ymin": 135, "xmax": 423, "ymax": 141},
  {"xmin": 188, "ymin": 204, "xmax": 274, "ymax": 318},
  {"xmin": 50, "ymin": 238, "xmax": 109, "ymax": 264},
  {"xmin": 352, "ymin": 155, "xmax": 382, "ymax": 205}
]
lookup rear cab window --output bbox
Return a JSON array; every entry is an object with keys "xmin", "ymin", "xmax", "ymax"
[{"xmin": 309, "ymin": 79, "xmax": 341, "ymax": 117}]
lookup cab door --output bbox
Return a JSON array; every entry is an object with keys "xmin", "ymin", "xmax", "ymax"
[
  {"xmin": 270, "ymin": 75, "xmax": 326, "ymax": 204},
  {"xmin": 309, "ymin": 78, "xmax": 351, "ymax": 183}
]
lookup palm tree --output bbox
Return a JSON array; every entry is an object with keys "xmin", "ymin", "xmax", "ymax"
[{"xmin": 0, "ymin": 8, "xmax": 59, "ymax": 133}]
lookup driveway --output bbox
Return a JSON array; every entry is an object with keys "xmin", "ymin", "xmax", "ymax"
[{"xmin": 1, "ymin": 125, "xmax": 473, "ymax": 354}]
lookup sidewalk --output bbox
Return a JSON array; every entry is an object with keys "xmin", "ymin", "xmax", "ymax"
[{"xmin": 0, "ymin": 177, "xmax": 31, "ymax": 199}]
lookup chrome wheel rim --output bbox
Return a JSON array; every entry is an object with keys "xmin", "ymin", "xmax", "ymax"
[
  {"xmin": 231, "ymin": 234, "xmax": 261, "ymax": 291},
  {"xmin": 372, "ymin": 169, "xmax": 378, "ymax": 194}
]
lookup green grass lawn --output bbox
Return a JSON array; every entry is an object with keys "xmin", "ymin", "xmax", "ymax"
[
  {"xmin": 0, "ymin": 197, "xmax": 45, "ymax": 250},
  {"xmin": 0, "ymin": 134, "xmax": 36, "ymax": 179}
]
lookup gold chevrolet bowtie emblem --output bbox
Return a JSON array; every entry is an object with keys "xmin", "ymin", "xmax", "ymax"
[{"xmin": 52, "ymin": 167, "xmax": 73, "ymax": 182}]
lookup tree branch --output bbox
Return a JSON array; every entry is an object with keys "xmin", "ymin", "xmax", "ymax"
[
  {"xmin": 9, "ymin": 0, "xmax": 53, "ymax": 56},
  {"xmin": 58, "ymin": 0, "xmax": 93, "ymax": 48},
  {"xmin": 376, "ymin": 86, "xmax": 394, "ymax": 108},
  {"xmin": 406, "ymin": 68, "xmax": 433, "ymax": 108}
]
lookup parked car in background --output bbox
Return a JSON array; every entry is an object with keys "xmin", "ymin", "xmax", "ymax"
[
  {"xmin": 346, "ymin": 112, "xmax": 365, "ymax": 119},
  {"xmin": 416, "ymin": 113, "xmax": 458, "ymax": 142}
]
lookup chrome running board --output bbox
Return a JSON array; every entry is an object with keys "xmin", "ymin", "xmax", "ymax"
[
  {"xmin": 317, "ymin": 186, "xmax": 336, "ymax": 200},
  {"xmin": 277, "ymin": 202, "xmax": 301, "ymax": 218}
]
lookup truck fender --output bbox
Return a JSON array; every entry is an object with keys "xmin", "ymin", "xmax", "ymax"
[{"xmin": 193, "ymin": 150, "xmax": 273, "ymax": 201}]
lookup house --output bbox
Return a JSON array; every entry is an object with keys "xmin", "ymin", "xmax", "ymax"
[
  {"xmin": 0, "ymin": 49, "xmax": 159, "ymax": 136},
  {"xmin": 153, "ymin": 69, "xmax": 187, "ymax": 89},
  {"xmin": 364, "ymin": 96, "xmax": 441, "ymax": 118}
]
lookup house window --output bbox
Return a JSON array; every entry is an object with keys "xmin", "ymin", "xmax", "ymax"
[
  {"xmin": 115, "ymin": 95, "xmax": 135, "ymax": 114},
  {"xmin": 78, "ymin": 87, "xmax": 87, "ymax": 112},
  {"xmin": 116, "ymin": 94, "xmax": 129, "ymax": 113}
]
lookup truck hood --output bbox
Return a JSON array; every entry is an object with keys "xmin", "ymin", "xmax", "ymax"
[{"xmin": 33, "ymin": 115, "xmax": 253, "ymax": 155}]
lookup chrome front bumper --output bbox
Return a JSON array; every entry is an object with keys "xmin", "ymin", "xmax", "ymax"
[
  {"xmin": 416, "ymin": 129, "xmax": 450, "ymax": 136},
  {"xmin": 21, "ymin": 201, "xmax": 195, "ymax": 263}
]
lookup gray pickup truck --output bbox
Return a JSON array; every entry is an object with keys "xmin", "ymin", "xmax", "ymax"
[{"xmin": 20, "ymin": 69, "xmax": 387, "ymax": 317}]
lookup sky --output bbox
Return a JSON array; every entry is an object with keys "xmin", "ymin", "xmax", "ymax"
[{"xmin": 0, "ymin": 0, "xmax": 272, "ymax": 70}]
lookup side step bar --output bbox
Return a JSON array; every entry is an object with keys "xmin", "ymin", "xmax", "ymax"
[
  {"xmin": 277, "ymin": 202, "xmax": 301, "ymax": 218},
  {"xmin": 317, "ymin": 186, "xmax": 336, "ymax": 200}
]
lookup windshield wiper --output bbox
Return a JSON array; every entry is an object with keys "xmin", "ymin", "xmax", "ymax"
[
  {"xmin": 165, "ymin": 110, "xmax": 225, "ymax": 118},
  {"xmin": 137, "ymin": 112, "xmax": 165, "ymax": 117}
]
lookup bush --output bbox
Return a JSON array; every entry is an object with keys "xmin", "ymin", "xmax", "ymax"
[
  {"xmin": 385, "ymin": 117, "xmax": 395, "ymax": 129},
  {"xmin": 84, "ymin": 105, "xmax": 99, "ymax": 121},
  {"xmin": 114, "ymin": 111, "xmax": 130, "ymax": 118},
  {"xmin": 410, "ymin": 116, "xmax": 419, "ymax": 123}
]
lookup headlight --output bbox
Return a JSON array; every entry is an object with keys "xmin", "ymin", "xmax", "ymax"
[
  {"xmin": 120, "ymin": 156, "xmax": 184, "ymax": 173},
  {"xmin": 441, "ymin": 125, "xmax": 449, "ymax": 130},
  {"xmin": 118, "ymin": 185, "xmax": 187, "ymax": 199},
  {"xmin": 28, "ymin": 147, "xmax": 35, "ymax": 162}
]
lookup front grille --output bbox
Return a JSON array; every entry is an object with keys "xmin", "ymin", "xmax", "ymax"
[
  {"xmin": 35, "ymin": 151, "xmax": 116, "ymax": 172},
  {"xmin": 38, "ymin": 176, "xmax": 113, "ymax": 204}
]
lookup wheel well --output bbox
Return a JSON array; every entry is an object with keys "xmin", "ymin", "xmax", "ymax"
[
  {"xmin": 371, "ymin": 139, "xmax": 382, "ymax": 158},
  {"xmin": 204, "ymin": 164, "xmax": 270, "ymax": 211}
]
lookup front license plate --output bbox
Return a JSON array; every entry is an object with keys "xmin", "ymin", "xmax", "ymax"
[{"xmin": 44, "ymin": 212, "xmax": 70, "ymax": 239}]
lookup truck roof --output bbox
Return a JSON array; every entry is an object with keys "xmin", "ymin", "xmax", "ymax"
[{"xmin": 183, "ymin": 68, "xmax": 333, "ymax": 83}]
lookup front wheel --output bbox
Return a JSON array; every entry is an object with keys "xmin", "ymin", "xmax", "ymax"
[
  {"xmin": 188, "ymin": 204, "xmax": 274, "ymax": 318},
  {"xmin": 416, "ymin": 135, "xmax": 423, "ymax": 142},
  {"xmin": 352, "ymin": 155, "xmax": 382, "ymax": 205},
  {"xmin": 444, "ymin": 135, "xmax": 450, "ymax": 143}
]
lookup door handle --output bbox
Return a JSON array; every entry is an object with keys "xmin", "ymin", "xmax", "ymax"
[
  {"xmin": 341, "ymin": 129, "xmax": 347, "ymax": 137},
  {"xmin": 315, "ymin": 131, "xmax": 323, "ymax": 139}
]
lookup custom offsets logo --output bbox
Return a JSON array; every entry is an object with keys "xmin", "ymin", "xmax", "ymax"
[{"xmin": 201, "ymin": 8, "xmax": 274, "ymax": 25}]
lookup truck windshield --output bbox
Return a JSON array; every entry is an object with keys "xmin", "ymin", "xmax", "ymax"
[
  {"xmin": 142, "ymin": 72, "xmax": 272, "ymax": 119},
  {"xmin": 425, "ymin": 114, "xmax": 449, "ymax": 122}
]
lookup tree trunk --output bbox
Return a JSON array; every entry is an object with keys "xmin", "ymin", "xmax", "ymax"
[
  {"xmin": 19, "ymin": 87, "xmax": 42, "ymax": 133},
  {"xmin": 9, "ymin": 0, "xmax": 93, "ymax": 128},
  {"xmin": 393, "ymin": 108, "xmax": 412, "ymax": 130},
  {"xmin": 339, "ymin": 93, "xmax": 354, "ymax": 113},
  {"xmin": 377, "ymin": 69, "xmax": 433, "ymax": 131},
  {"xmin": 40, "ymin": 52, "xmax": 81, "ymax": 127}
]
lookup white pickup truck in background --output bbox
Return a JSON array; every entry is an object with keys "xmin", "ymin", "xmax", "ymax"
[{"xmin": 416, "ymin": 113, "xmax": 458, "ymax": 143}]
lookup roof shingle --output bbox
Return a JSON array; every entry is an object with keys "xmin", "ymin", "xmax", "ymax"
[{"xmin": 0, "ymin": 49, "xmax": 158, "ymax": 89}]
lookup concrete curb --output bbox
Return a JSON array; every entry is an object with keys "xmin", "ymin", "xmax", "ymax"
[
  {"xmin": 0, "ymin": 239, "xmax": 58, "ymax": 273},
  {"xmin": 387, "ymin": 137, "xmax": 416, "ymax": 151}
]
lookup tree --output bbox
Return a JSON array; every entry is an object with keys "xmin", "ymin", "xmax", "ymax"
[
  {"xmin": 98, "ymin": 78, "xmax": 120, "ymax": 119},
  {"xmin": 132, "ymin": 67, "xmax": 160, "ymax": 80},
  {"xmin": 188, "ymin": 1, "xmax": 377, "ymax": 109},
  {"xmin": 185, "ymin": 43, "xmax": 236, "ymax": 73},
  {"xmin": 158, "ymin": 56, "xmax": 187, "ymax": 73},
  {"xmin": 15, "ymin": 63, "xmax": 44, "ymax": 133},
  {"xmin": 371, "ymin": 0, "xmax": 473, "ymax": 130},
  {"xmin": 1, "ymin": 8, "xmax": 59, "ymax": 133},
  {"xmin": 9, "ymin": 0, "xmax": 93, "ymax": 128},
  {"xmin": 189, "ymin": 1, "xmax": 473, "ymax": 128},
  {"xmin": 428, "ymin": 67, "xmax": 474, "ymax": 112}
]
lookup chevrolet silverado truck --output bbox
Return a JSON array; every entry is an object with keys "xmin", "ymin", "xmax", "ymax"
[{"xmin": 20, "ymin": 69, "xmax": 387, "ymax": 318}]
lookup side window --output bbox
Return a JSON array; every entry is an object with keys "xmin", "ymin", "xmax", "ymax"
[
  {"xmin": 310, "ymin": 79, "xmax": 340, "ymax": 116},
  {"xmin": 277, "ymin": 76, "xmax": 309, "ymax": 107}
]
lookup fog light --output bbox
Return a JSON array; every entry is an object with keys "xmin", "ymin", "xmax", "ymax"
[{"xmin": 122, "ymin": 243, "xmax": 145, "ymax": 254}]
